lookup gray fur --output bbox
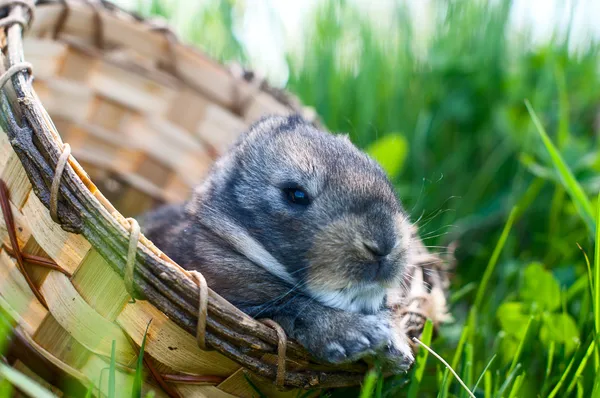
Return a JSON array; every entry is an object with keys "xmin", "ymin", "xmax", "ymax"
[{"xmin": 141, "ymin": 115, "xmax": 414, "ymax": 367}]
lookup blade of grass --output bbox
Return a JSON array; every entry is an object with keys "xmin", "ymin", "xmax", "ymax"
[
  {"xmin": 132, "ymin": 320, "xmax": 152, "ymax": 398},
  {"xmin": 546, "ymin": 187, "xmax": 566, "ymax": 264},
  {"xmin": 495, "ymin": 363, "xmax": 521, "ymax": 398},
  {"xmin": 592, "ymin": 366, "xmax": 600, "ymax": 397},
  {"xmin": 545, "ymin": 341, "xmax": 556, "ymax": 380},
  {"xmin": 553, "ymin": 62, "xmax": 569, "ymax": 149},
  {"xmin": 576, "ymin": 379, "xmax": 584, "ymax": 398},
  {"xmin": 109, "ymin": 340, "xmax": 116, "ymax": 398},
  {"xmin": 437, "ymin": 368, "xmax": 449, "ymax": 398},
  {"xmin": 472, "ymin": 354, "xmax": 496, "ymax": 392},
  {"xmin": 484, "ymin": 371, "xmax": 492, "ymax": 398},
  {"xmin": 359, "ymin": 368, "xmax": 379, "ymax": 398},
  {"xmin": 524, "ymin": 100, "xmax": 595, "ymax": 233},
  {"xmin": 566, "ymin": 340, "xmax": 595, "ymax": 395},
  {"xmin": 0, "ymin": 364, "xmax": 55, "ymax": 398},
  {"xmin": 375, "ymin": 372, "xmax": 383, "ymax": 398},
  {"xmin": 547, "ymin": 349, "xmax": 578, "ymax": 398},
  {"xmin": 413, "ymin": 337, "xmax": 475, "ymax": 398},
  {"xmin": 576, "ymin": 242, "xmax": 599, "ymax": 370},
  {"xmin": 577, "ymin": 243, "xmax": 595, "ymax": 310},
  {"xmin": 594, "ymin": 194, "xmax": 600, "ymax": 352},
  {"xmin": 440, "ymin": 324, "xmax": 469, "ymax": 397},
  {"xmin": 449, "ymin": 282, "xmax": 477, "ymax": 305},
  {"xmin": 0, "ymin": 378, "xmax": 13, "ymax": 398},
  {"xmin": 407, "ymin": 319, "xmax": 434, "ymax": 398},
  {"xmin": 509, "ymin": 316, "xmax": 534, "ymax": 374},
  {"xmin": 566, "ymin": 274, "xmax": 589, "ymax": 303},
  {"xmin": 461, "ymin": 343, "xmax": 474, "ymax": 398},
  {"xmin": 472, "ymin": 207, "xmax": 518, "ymax": 312},
  {"xmin": 242, "ymin": 374, "xmax": 267, "ymax": 398},
  {"xmin": 507, "ymin": 373, "xmax": 525, "ymax": 398},
  {"xmin": 84, "ymin": 382, "xmax": 94, "ymax": 398}
]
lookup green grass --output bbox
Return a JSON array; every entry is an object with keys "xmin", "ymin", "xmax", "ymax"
[
  {"xmin": 407, "ymin": 320, "xmax": 434, "ymax": 398},
  {"xmin": 0, "ymin": 363, "xmax": 55, "ymax": 398},
  {"xmin": 126, "ymin": 0, "xmax": 600, "ymax": 396}
]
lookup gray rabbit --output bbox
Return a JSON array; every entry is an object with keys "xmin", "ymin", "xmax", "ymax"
[{"xmin": 142, "ymin": 115, "xmax": 414, "ymax": 369}]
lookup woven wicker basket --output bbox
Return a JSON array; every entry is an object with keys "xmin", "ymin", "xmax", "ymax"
[{"xmin": 0, "ymin": 1, "xmax": 451, "ymax": 396}]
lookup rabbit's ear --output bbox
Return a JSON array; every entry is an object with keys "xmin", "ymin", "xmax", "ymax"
[
  {"xmin": 237, "ymin": 115, "xmax": 311, "ymax": 146},
  {"xmin": 260, "ymin": 114, "xmax": 309, "ymax": 136}
]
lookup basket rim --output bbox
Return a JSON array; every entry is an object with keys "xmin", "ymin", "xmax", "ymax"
[{"xmin": 1, "ymin": 0, "xmax": 368, "ymax": 390}]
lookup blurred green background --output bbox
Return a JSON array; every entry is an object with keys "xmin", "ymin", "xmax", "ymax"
[{"xmin": 123, "ymin": 0, "xmax": 600, "ymax": 396}]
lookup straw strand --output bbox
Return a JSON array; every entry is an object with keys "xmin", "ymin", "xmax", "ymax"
[
  {"xmin": 261, "ymin": 319, "xmax": 288, "ymax": 388},
  {"xmin": 124, "ymin": 217, "xmax": 141, "ymax": 301},
  {"xmin": 49, "ymin": 143, "xmax": 71, "ymax": 224},
  {"xmin": 190, "ymin": 271, "xmax": 210, "ymax": 351}
]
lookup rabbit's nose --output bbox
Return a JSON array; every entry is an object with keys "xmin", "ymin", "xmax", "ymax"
[{"xmin": 363, "ymin": 240, "xmax": 393, "ymax": 258}]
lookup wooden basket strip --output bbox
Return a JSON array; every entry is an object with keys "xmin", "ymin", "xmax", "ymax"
[
  {"xmin": 89, "ymin": 61, "xmax": 178, "ymax": 116},
  {"xmin": 22, "ymin": 38, "xmax": 67, "ymax": 80},
  {"xmin": 56, "ymin": 42, "xmax": 97, "ymax": 82},
  {"xmin": 0, "ymin": 151, "xmax": 32, "ymax": 210},
  {"xmin": 12, "ymin": 361, "xmax": 64, "ymax": 396},
  {"xmin": 7, "ymin": 326, "xmax": 91, "ymax": 394},
  {"xmin": 111, "ymin": 176, "xmax": 168, "ymax": 213},
  {"xmin": 20, "ymin": 238, "xmax": 54, "ymax": 288},
  {"xmin": 133, "ymin": 155, "xmax": 173, "ymax": 190},
  {"xmin": 8, "ymin": 319, "xmax": 162, "ymax": 397},
  {"xmin": 196, "ymin": 114, "xmax": 246, "ymax": 156},
  {"xmin": 39, "ymin": 271, "xmax": 137, "ymax": 363},
  {"xmin": 117, "ymin": 300, "xmax": 240, "ymax": 376},
  {"xmin": 65, "ymin": 135, "xmax": 120, "ymax": 170},
  {"xmin": 176, "ymin": 385, "xmax": 240, "ymax": 398},
  {"xmin": 21, "ymin": 193, "xmax": 90, "ymax": 274},
  {"xmin": 34, "ymin": 77, "xmax": 95, "ymax": 122},
  {"xmin": 147, "ymin": 116, "xmax": 209, "ymax": 158},
  {"xmin": 242, "ymin": 91, "xmax": 290, "ymax": 123},
  {"xmin": 106, "ymin": 169, "xmax": 174, "ymax": 204},
  {"xmin": 0, "ymin": 200, "xmax": 30, "ymax": 249},
  {"xmin": 125, "ymin": 117, "xmax": 212, "ymax": 187},
  {"xmin": 6, "ymin": 322, "xmax": 91, "ymax": 395},
  {"xmin": 71, "ymin": 248, "xmax": 130, "ymax": 321},
  {"xmin": 57, "ymin": 129, "xmax": 141, "ymax": 176},
  {"xmin": 86, "ymin": 94, "xmax": 134, "ymax": 133},
  {"xmin": 166, "ymin": 87, "xmax": 215, "ymax": 135},
  {"xmin": 0, "ymin": 251, "xmax": 47, "ymax": 335},
  {"xmin": 164, "ymin": 86, "xmax": 247, "ymax": 155},
  {"xmin": 217, "ymin": 369, "xmax": 303, "ymax": 398},
  {"xmin": 162, "ymin": 174, "xmax": 192, "ymax": 204},
  {"xmin": 60, "ymin": 33, "xmax": 183, "ymax": 90},
  {"xmin": 0, "ymin": 129, "xmax": 13, "ymax": 171},
  {"xmin": 66, "ymin": 119, "xmax": 137, "ymax": 153},
  {"xmin": 33, "ymin": 314, "xmax": 93, "ymax": 368}
]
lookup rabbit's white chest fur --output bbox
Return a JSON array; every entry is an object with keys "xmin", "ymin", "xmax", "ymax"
[{"xmin": 306, "ymin": 284, "xmax": 387, "ymax": 313}]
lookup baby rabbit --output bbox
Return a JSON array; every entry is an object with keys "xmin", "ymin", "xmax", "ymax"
[{"xmin": 141, "ymin": 115, "xmax": 414, "ymax": 369}]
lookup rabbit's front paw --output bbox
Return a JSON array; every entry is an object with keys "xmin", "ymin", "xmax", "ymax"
[
  {"xmin": 311, "ymin": 313, "xmax": 392, "ymax": 364},
  {"xmin": 380, "ymin": 334, "xmax": 415, "ymax": 372}
]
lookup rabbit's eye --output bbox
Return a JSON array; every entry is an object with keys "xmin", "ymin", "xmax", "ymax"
[{"xmin": 283, "ymin": 187, "xmax": 311, "ymax": 206}]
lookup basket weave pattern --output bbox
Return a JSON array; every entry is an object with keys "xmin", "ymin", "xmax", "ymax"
[{"xmin": 0, "ymin": 1, "xmax": 451, "ymax": 397}]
